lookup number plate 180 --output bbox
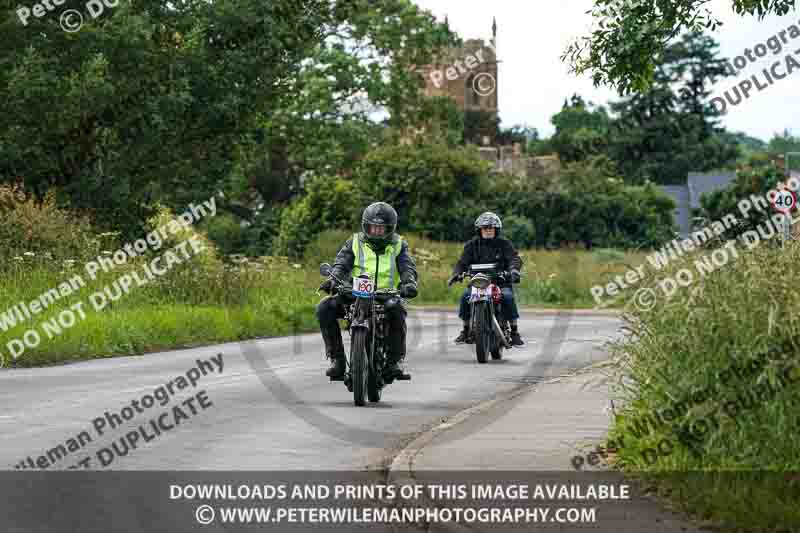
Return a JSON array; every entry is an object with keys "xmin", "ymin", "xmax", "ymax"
[{"xmin": 353, "ymin": 277, "xmax": 374, "ymax": 297}]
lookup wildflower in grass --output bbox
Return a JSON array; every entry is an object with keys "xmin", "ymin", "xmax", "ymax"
[
  {"xmin": 292, "ymin": 264, "xmax": 301, "ymax": 269},
  {"xmin": 23, "ymin": 252, "xmax": 35, "ymax": 257},
  {"xmin": 13, "ymin": 256, "xmax": 23, "ymax": 261}
]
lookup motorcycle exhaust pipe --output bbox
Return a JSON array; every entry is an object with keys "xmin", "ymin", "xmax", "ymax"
[{"xmin": 491, "ymin": 313, "xmax": 512, "ymax": 349}]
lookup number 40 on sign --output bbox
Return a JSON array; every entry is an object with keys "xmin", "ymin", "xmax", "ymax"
[{"xmin": 770, "ymin": 188, "xmax": 797, "ymax": 214}]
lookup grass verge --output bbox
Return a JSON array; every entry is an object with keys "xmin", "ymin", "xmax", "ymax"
[
  {"xmin": 605, "ymin": 238, "xmax": 800, "ymax": 531},
  {"xmin": 1, "ymin": 229, "xmax": 643, "ymax": 368}
]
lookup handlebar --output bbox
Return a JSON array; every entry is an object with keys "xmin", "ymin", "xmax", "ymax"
[
  {"xmin": 456, "ymin": 270, "xmax": 511, "ymax": 283},
  {"xmin": 318, "ymin": 278, "xmax": 399, "ymax": 298}
]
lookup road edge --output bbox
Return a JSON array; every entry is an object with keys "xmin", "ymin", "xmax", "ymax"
[{"xmin": 386, "ymin": 361, "xmax": 611, "ymax": 478}]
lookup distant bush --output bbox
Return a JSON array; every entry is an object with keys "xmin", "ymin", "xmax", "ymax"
[
  {"xmin": 592, "ymin": 248, "xmax": 626, "ymax": 263},
  {"xmin": 0, "ymin": 183, "xmax": 111, "ymax": 263},
  {"xmin": 146, "ymin": 204, "xmax": 223, "ymax": 271},
  {"xmin": 240, "ymin": 206, "xmax": 283, "ymax": 257},
  {"xmin": 266, "ymin": 148, "xmax": 676, "ymax": 256},
  {"xmin": 273, "ymin": 175, "xmax": 361, "ymax": 258},
  {"xmin": 301, "ymin": 229, "xmax": 352, "ymax": 268},
  {"xmin": 502, "ymin": 214, "xmax": 536, "ymax": 248},
  {"xmin": 203, "ymin": 212, "xmax": 249, "ymax": 256},
  {"xmin": 511, "ymin": 172, "xmax": 677, "ymax": 249},
  {"xmin": 698, "ymin": 164, "xmax": 785, "ymax": 241},
  {"xmin": 353, "ymin": 140, "xmax": 489, "ymax": 242}
]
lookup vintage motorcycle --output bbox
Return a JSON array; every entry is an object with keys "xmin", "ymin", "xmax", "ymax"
[
  {"xmin": 454, "ymin": 263, "xmax": 513, "ymax": 364},
  {"xmin": 318, "ymin": 263, "xmax": 410, "ymax": 406}
]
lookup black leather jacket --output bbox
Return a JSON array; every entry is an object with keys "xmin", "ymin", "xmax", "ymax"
[{"xmin": 451, "ymin": 236, "xmax": 522, "ymax": 288}]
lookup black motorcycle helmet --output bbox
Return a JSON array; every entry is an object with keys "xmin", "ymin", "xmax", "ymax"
[
  {"xmin": 474, "ymin": 211, "xmax": 502, "ymax": 239},
  {"xmin": 361, "ymin": 202, "xmax": 398, "ymax": 248}
]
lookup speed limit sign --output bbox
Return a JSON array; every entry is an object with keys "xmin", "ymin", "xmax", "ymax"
[{"xmin": 770, "ymin": 188, "xmax": 797, "ymax": 213}]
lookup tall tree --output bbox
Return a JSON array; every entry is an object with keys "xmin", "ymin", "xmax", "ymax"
[
  {"xmin": 549, "ymin": 95, "xmax": 612, "ymax": 163},
  {"xmin": 768, "ymin": 129, "xmax": 800, "ymax": 157},
  {"xmin": 562, "ymin": 0, "xmax": 796, "ymax": 94},
  {"xmin": 0, "ymin": 0, "xmax": 456, "ymax": 236},
  {"xmin": 606, "ymin": 32, "xmax": 739, "ymax": 184}
]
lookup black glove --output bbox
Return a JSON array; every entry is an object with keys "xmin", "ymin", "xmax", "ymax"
[
  {"xmin": 400, "ymin": 283, "xmax": 418, "ymax": 299},
  {"xmin": 447, "ymin": 273, "xmax": 461, "ymax": 287},
  {"xmin": 510, "ymin": 269, "xmax": 521, "ymax": 284},
  {"xmin": 319, "ymin": 278, "xmax": 335, "ymax": 293}
]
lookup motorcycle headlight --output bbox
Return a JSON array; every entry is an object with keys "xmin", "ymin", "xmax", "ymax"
[{"xmin": 471, "ymin": 276, "xmax": 490, "ymax": 289}]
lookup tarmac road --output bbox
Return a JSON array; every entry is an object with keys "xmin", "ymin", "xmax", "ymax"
[{"xmin": 0, "ymin": 310, "xmax": 623, "ymax": 471}]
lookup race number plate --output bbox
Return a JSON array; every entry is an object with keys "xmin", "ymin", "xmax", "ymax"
[
  {"xmin": 352, "ymin": 277, "xmax": 374, "ymax": 298},
  {"xmin": 469, "ymin": 287, "xmax": 491, "ymax": 303}
]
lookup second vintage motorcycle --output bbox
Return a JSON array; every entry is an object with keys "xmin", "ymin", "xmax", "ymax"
[{"xmin": 454, "ymin": 263, "xmax": 513, "ymax": 364}]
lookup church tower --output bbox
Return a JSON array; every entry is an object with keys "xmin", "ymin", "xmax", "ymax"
[{"xmin": 419, "ymin": 18, "xmax": 499, "ymax": 116}]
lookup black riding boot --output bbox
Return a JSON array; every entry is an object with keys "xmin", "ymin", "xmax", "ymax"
[
  {"xmin": 510, "ymin": 323, "xmax": 525, "ymax": 346},
  {"xmin": 321, "ymin": 323, "xmax": 346, "ymax": 378},
  {"xmin": 454, "ymin": 322, "xmax": 471, "ymax": 344},
  {"xmin": 383, "ymin": 298, "xmax": 407, "ymax": 379}
]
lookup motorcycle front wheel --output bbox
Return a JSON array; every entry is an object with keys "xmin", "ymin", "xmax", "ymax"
[
  {"xmin": 473, "ymin": 302, "xmax": 491, "ymax": 364},
  {"xmin": 368, "ymin": 334, "xmax": 381, "ymax": 403},
  {"xmin": 351, "ymin": 328, "xmax": 369, "ymax": 406}
]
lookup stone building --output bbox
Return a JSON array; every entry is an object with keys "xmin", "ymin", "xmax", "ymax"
[
  {"xmin": 410, "ymin": 18, "xmax": 561, "ymax": 183},
  {"xmin": 418, "ymin": 17, "xmax": 499, "ymax": 116}
]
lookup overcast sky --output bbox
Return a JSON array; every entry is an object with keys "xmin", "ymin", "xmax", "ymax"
[{"xmin": 412, "ymin": 0, "xmax": 799, "ymax": 142}]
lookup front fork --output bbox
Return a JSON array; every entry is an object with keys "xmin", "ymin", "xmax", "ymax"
[
  {"xmin": 470, "ymin": 296, "xmax": 510, "ymax": 345},
  {"xmin": 345, "ymin": 299, "xmax": 385, "ymax": 389},
  {"xmin": 494, "ymin": 303, "xmax": 512, "ymax": 347}
]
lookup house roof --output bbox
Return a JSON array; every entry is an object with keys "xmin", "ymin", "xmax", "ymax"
[
  {"xmin": 659, "ymin": 185, "xmax": 691, "ymax": 237},
  {"xmin": 687, "ymin": 171, "xmax": 737, "ymax": 209}
]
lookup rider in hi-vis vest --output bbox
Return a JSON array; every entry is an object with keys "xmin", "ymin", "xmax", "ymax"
[{"xmin": 316, "ymin": 202, "xmax": 419, "ymax": 380}]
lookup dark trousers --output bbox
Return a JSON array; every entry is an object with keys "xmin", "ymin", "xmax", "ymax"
[
  {"xmin": 316, "ymin": 294, "xmax": 407, "ymax": 363},
  {"xmin": 458, "ymin": 286, "xmax": 520, "ymax": 322}
]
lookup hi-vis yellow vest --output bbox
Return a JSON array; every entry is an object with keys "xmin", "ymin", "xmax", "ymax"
[{"xmin": 351, "ymin": 233, "xmax": 403, "ymax": 290}]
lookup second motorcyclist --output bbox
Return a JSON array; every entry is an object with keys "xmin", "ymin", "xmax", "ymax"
[{"xmin": 448, "ymin": 212, "xmax": 524, "ymax": 346}]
